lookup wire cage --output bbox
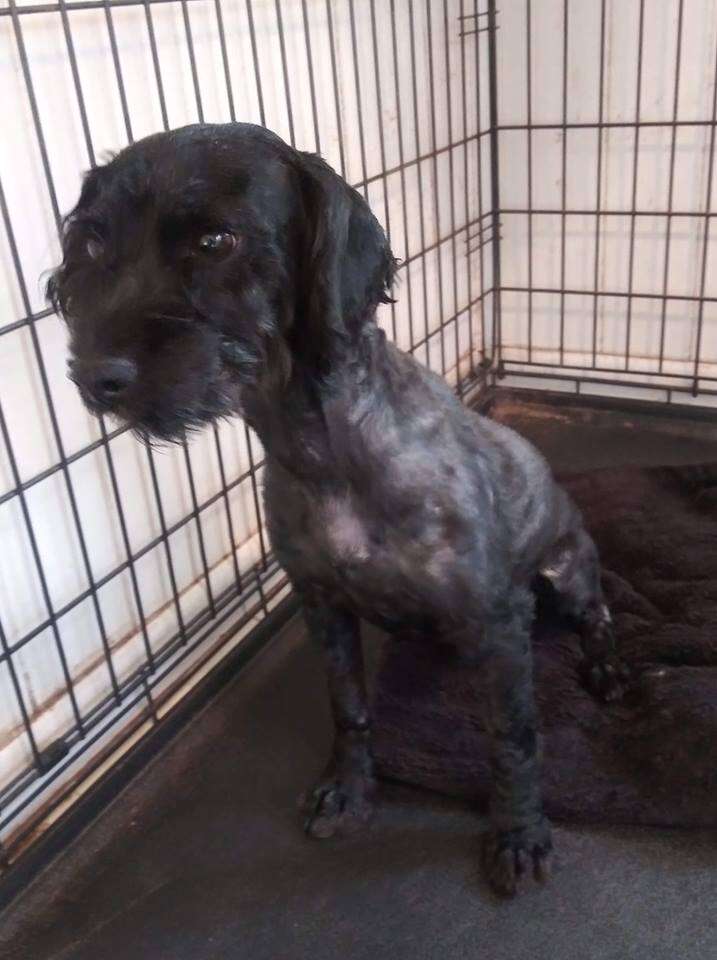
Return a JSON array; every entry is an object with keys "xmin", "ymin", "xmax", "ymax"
[
  {"xmin": 0, "ymin": 0, "xmax": 715, "ymax": 873},
  {"xmin": 496, "ymin": 0, "xmax": 717, "ymax": 407}
]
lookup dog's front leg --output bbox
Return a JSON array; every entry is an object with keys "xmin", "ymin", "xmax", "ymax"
[
  {"xmin": 300, "ymin": 596, "xmax": 377, "ymax": 838},
  {"xmin": 463, "ymin": 590, "xmax": 552, "ymax": 897}
]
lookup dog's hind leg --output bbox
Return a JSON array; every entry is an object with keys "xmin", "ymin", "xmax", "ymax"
[
  {"xmin": 540, "ymin": 525, "xmax": 628, "ymax": 702},
  {"xmin": 299, "ymin": 596, "xmax": 377, "ymax": 838}
]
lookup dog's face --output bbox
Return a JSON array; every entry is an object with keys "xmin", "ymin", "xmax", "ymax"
[{"xmin": 48, "ymin": 123, "xmax": 395, "ymax": 440}]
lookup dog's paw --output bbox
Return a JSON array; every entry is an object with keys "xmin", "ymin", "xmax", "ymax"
[
  {"xmin": 581, "ymin": 654, "xmax": 631, "ymax": 702},
  {"xmin": 482, "ymin": 819, "xmax": 553, "ymax": 898},
  {"xmin": 299, "ymin": 771, "xmax": 377, "ymax": 839}
]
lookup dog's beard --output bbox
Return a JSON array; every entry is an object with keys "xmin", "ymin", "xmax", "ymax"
[
  {"xmin": 75, "ymin": 328, "xmax": 284, "ymax": 443},
  {"xmin": 65, "ymin": 277, "xmax": 288, "ymax": 441},
  {"xmin": 131, "ymin": 388, "xmax": 236, "ymax": 443},
  {"xmin": 112, "ymin": 356, "xmax": 243, "ymax": 444}
]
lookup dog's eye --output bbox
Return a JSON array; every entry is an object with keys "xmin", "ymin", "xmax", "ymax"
[
  {"xmin": 86, "ymin": 238, "xmax": 103, "ymax": 260},
  {"xmin": 197, "ymin": 231, "xmax": 236, "ymax": 257}
]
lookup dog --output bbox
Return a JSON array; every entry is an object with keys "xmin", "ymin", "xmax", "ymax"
[{"xmin": 48, "ymin": 122, "xmax": 627, "ymax": 897}]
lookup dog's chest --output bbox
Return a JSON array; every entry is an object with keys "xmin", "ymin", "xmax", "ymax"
[
  {"xmin": 267, "ymin": 472, "xmax": 469, "ymax": 623},
  {"xmin": 319, "ymin": 496, "xmax": 372, "ymax": 566},
  {"xmin": 311, "ymin": 496, "xmax": 437, "ymax": 615}
]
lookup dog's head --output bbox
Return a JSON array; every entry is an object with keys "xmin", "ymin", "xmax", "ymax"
[{"xmin": 47, "ymin": 123, "xmax": 396, "ymax": 440}]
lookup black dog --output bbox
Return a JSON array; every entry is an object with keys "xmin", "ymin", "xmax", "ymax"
[{"xmin": 48, "ymin": 122, "xmax": 625, "ymax": 897}]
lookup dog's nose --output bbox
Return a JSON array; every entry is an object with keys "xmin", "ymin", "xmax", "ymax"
[{"xmin": 71, "ymin": 357, "xmax": 137, "ymax": 409}]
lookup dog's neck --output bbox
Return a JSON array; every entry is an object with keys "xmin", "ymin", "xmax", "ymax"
[{"xmin": 240, "ymin": 320, "xmax": 400, "ymax": 481}]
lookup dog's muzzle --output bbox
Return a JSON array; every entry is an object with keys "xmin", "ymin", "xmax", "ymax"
[{"xmin": 68, "ymin": 356, "xmax": 138, "ymax": 413}]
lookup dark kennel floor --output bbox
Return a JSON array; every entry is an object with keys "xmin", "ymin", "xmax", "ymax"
[{"xmin": 3, "ymin": 396, "xmax": 717, "ymax": 960}]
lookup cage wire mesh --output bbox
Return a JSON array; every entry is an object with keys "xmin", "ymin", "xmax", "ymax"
[
  {"xmin": 496, "ymin": 0, "xmax": 717, "ymax": 406},
  {"xmin": 1, "ymin": 0, "xmax": 716, "ymax": 868}
]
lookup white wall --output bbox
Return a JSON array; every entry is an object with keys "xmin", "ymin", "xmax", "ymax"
[{"xmin": 0, "ymin": 0, "xmax": 489, "ymax": 852}]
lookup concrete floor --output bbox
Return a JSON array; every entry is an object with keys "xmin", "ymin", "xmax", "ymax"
[{"xmin": 2, "ymin": 397, "xmax": 717, "ymax": 960}]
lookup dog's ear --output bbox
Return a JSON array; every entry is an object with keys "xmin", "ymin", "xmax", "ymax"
[
  {"xmin": 46, "ymin": 166, "xmax": 108, "ymax": 314},
  {"xmin": 293, "ymin": 151, "xmax": 397, "ymax": 375}
]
